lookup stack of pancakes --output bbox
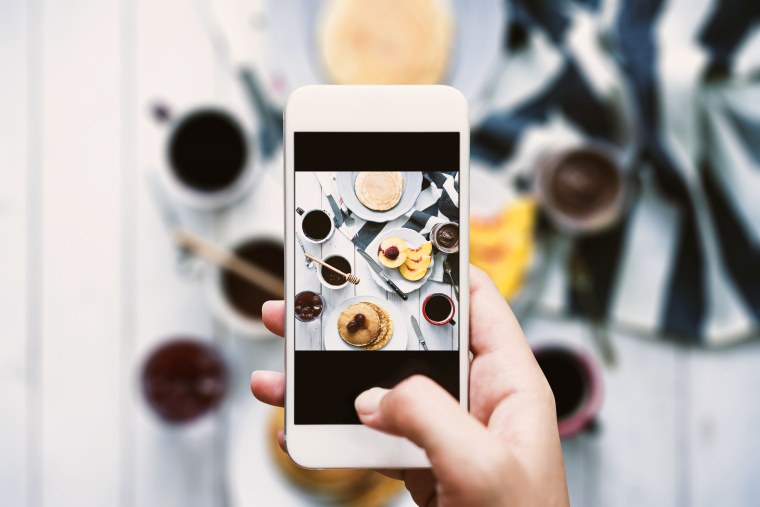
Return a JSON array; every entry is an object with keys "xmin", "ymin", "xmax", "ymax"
[
  {"xmin": 354, "ymin": 172, "xmax": 404, "ymax": 211},
  {"xmin": 337, "ymin": 302, "xmax": 393, "ymax": 350}
]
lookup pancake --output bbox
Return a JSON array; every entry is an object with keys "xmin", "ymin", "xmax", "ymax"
[
  {"xmin": 362, "ymin": 302, "xmax": 393, "ymax": 350},
  {"xmin": 337, "ymin": 301, "xmax": 394, "ymax": 350},
  {"xmin": 338, "ymin": 303, "xmax": 382, "ymax": 346},
  {"xmin": 355, "ymin": 172, "xmax": 404, "ymax": 211},
  {"xmin": 317, "ymin": 0, "xmax": 454, "ymax": 85}
]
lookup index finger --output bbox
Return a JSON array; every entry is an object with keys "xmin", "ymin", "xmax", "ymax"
[
  {"xmin": 262, "ymin": 300, "xmax": 285, "ymax": 337},
  {"xmin": 468, "ymin": 265, "xmax": 531, "ymax": 356}
]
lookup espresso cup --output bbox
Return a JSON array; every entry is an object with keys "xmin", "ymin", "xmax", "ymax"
[
  {"xmin": 155, "ymin": 103, "xmax": 259, "ymax": 210},
  {"xmin": 316, "ymin": 254, "xmax": 352, "ymax": 290},
  {"xmin": 532, "ymin": 343, "xmax": 604, "ymax": 438},
  {"xmin": 208, "ymin": 234, "xmax": 285, "ymax": 338},
  {"xmin": 422, "ymin": 293, "xmax": 456, "ymax": 326},
  {"xmin": 297, "ymin": 207, "xmax": 335, "ymax": 244}
]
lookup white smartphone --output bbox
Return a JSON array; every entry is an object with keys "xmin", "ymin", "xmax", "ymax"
[{"xmin": 284, "ymin": 85, "xmax": 469, "ymax": 469}]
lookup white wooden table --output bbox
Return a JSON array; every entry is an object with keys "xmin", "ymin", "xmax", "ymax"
[{"xmin": 3, "ymin": 0, "xmax": 760, "ymax": 506}]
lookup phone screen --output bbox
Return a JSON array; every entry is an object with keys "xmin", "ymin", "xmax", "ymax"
[{"xmin": 294, "ymin": 132, "xmax": 461, "ymax": 424}]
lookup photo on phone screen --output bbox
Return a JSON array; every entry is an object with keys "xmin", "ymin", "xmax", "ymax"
[{"xmin": 293, "ymin": 132, "xmax": 462, "ymax": 424}]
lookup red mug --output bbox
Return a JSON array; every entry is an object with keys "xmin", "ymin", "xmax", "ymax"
[
  {"xmin": 422, "ymin": 293, "xmax": 456, "ymax": 326},
  {"xmin": 532, "ymin": 343, "xmax": 604, "ymax": 438}
]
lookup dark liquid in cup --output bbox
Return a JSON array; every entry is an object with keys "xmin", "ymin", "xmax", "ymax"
[
  {"xmin": 549, "ymin": 150, "xmax": 620, "ymax": 219},
  {"xmin": 321, "ymin": 255, "xmax": 351, "ymax": 286},
  {"xmin": 535, "ymin": 349, "xmax": 588, "ymax": 420},
  {"xmin": 142, "ymin": 339, "xmax": 228, "ymax": 424},
  {"xmin": 170, "ymin": 111, "xmax": 248, "ymax": 192},
  {"xmin": 302, "ymin": 210, "xmax": 332, "ymax": 241},
  {"xmin": 222, "ymin": 239, "xmax": 284, "ymax": 319},
  {"xmin": 425, "ymin": 294, "xmax": 453, "ymax": 322}
]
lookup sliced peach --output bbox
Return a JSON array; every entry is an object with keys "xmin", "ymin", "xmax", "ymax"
[
  {"xmin": 407, "ymin": 241, "xmax": 433, "ymax": 261},
  {"xmin": 400, "ymin": 262, "xmax": 427, "ymax": 281},
  {"xmin": 405, "ymin": 254, "xmax": 431, "ymax": 270},
  {"xmin": 377, "ymin": 237, "xmax": 408, "ymax": 268}
]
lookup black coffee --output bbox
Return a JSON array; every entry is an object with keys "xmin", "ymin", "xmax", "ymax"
[
  {"xmin": 222, "ymin": 239, "xmax": 284, "ymax": 319},
  {"xmin": 142, "ymin": 339, "xmax": 228, "ymax": 424},
  {"xmin": 535, "ymin": 349, "xmax": 588, "ymax": 420},
  {"xmin": 302, "ymin": 210, "xmax": 332, "ymax": 241},
  {"xmin": 425, "ymin": 294, "xmax": 452, "ymax": 322},
  {"xmin": 170, "ymin": 110, "xmax": 248, "ymax": 192},
  {"xmin": 321, "ymin": 255, "xmax": 351, "ymax": 286}
]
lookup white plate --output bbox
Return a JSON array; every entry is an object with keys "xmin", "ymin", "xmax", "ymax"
[
  {"xmin": 366, "ymin": 228, "xmax": 434, "ymax": 294},
  {"xmin": 335, "ymin": 171, "xmax": 422, "ymax": 223},
  {"xmin": 323, "ymin": 295, "xmax": 408, "ymax": 351},
  {"xmin": 264, "ymin": 0, "xmax": 506, "ymax": 109}
]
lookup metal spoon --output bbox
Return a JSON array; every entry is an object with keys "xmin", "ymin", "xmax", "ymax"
[{"xmin": 443, "ymin": 258, "xmax": 459, "ymax": 301}]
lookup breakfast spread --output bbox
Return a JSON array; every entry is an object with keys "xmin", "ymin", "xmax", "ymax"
[
  {"xmin": 470, "ymin": 198, "xmax": 536, "ymax": 300},
  {"xmin": 378, "ymin": 237, "xmax": 432, "ymax": 281},
  {"xmin": 354, "ymin": 171, "xmax": 404, "ymax": 211},
  {"xmin": 295, "ymin": 169, "xmax": 458, "ymax": 352},
  {"xmin": 337, "ymin": 302, "xmax": 393, "ymax": 350}
]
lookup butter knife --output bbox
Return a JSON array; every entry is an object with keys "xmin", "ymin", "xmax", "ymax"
[
  {"xmin": 356, "ymin": 249, "xmax": 408, "ymax": 300},
  {"xmin": 410, "ymin": 316, "xmax": 428, "ymax": 350},
  {"xmin": 315, "ymin": 173, "xmax": 344, "ymax": 227}
]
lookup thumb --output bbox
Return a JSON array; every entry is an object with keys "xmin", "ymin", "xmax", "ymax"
[{"xmin": 355, "ymin": 376, "xmax": 498, "ymax": 473}]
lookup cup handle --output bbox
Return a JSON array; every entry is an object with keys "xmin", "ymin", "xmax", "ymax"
[
  {"xmin": 448, "ymin": 319, "xmax": 456, "ymax": 326},
  {"xmin": 151, "ymin": 102, "xmax": 172, "ymax": 124},
  {"xmin": 584, "ymin": 418, "xmax": 601, "ymax": 435},
  {"xmin": 296, "ymin": 207, "xmax": 305, "ymax": 216}
]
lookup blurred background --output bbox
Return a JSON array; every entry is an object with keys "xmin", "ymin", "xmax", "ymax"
[{"xmin": 2, "ymin": 0, "xmax": 759, "ymax": 505}]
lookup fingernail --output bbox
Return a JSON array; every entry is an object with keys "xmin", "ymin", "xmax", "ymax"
[
  {"xmin": 355, "ymin": 387, "xmax": 388, "ymax": 416},
  {"xmin": 262, "ymin": 301, "xmax": 273, "ymax": 313},
  {"xmin": 251, "ymin": 371, "xmax": 261, "ymax": 383}
]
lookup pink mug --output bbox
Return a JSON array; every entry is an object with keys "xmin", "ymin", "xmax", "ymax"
[{"xmin": 532, "ymin": 343, "xmax": 604, "ymax": 438}]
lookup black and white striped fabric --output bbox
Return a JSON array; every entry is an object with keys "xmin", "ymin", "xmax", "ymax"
[
  {"xmin": 331, "ymin": 171, "xmax": 459, "ymax": 282},
  {"xmin": 472, "ymin": 0, "xmax": 760, "ymax": 346}
]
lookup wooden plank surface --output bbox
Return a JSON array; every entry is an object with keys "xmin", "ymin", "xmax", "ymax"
[
  {"xmin": 0, "ymin": 1, "xmax": 31, "ymax": 505},
  {"xmin": 688, "ymin": 343, "xmax": 760, "ymax": 507},
  {"xmin": 134, "ymin": 0, "xmax": 222, "ymax": 504},
  {"xmin": 38, "ymin": 0, "xmax": 124, "ymax": 504}
]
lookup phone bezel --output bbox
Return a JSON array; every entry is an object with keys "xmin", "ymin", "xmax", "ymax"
[{"xmin": 284, "ymin": 85, "xmax": 470, "ymax": 469}]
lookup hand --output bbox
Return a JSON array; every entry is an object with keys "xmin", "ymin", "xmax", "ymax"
[{"xmin": 251, "ymin": 266, "xmax": 569, "ymax": 507}]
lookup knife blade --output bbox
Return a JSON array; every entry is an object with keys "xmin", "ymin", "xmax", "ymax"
[
  {"xmin": 410, "ymin": 316, "xmax": 428, "ymax": 350},
  {"xmin": 330, "ymin": 172, "xmax": 349, "ymax": 214},
  {"xmin": 356, "ymin": 249, "xmax": 408, "ymax": 300},
  {"xmin": 316, "ymin": 173, "xmax": 344, "ymax": 227}
]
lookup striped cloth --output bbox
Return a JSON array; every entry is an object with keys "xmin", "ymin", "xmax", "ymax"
[
  {"xmin": 472, "ymin": 0, "xmax": 760, "ymax": 346},
  {"xmin": 329, "ymin": 171, "xmax": 460, "ymax": 283}
]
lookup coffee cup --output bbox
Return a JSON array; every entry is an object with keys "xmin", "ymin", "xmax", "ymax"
[
  {"xmin": 534, "ymin": 144, "xmax": 628, "ymax": 236},
  {"xmin": 140, "ymin": 338, "xmax": 228, "ymax": 425},
  {"xmin": 208, "ymin": 234, "xmax": 284, "ymax": 338},
  {"xmin": 297, "ymin": 207, "xmax": 335, "ymax": 244},
  {"xmin": 422, "ymin": 293, "xmax": 456, "ymax": 326},
  {"xmin": 532, "ymin": 343, "xmax": 603, "ymax": 438},
  {"xmin": 316, "ymin": 254, "xmax": 353, "ymax": 290},
  {"xmin": 154, "ymin": 103, "xmax": 259, "ymax": 210}
]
